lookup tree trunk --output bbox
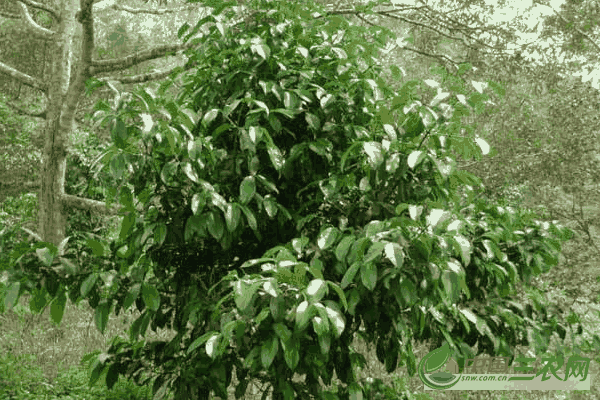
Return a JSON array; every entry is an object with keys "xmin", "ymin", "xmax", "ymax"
[{"xmin": 38, "ymin": 0, "xmax": 80, "ymax": 246}]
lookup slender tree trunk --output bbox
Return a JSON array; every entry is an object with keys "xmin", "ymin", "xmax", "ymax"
[{"xmin": 39, "ymin": 0, "xmax": 86, "ymax": 246}]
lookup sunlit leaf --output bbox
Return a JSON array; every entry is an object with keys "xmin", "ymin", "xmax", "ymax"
[
  {"xmin": 471, "ymin": 80, "xmax": 487, "ymax": 93},
  {"xmin": 407, "ymin": 150, "xmax": 425, "ymax": 169},
  {"xmin": 385, "ymin": 242, "xmax": 404, "ymax": 267},
  {"xmin": 318, "ymin": 227, "xmax": 340, "ymax": 250},
  {"xmin": 474, "ymin": 137, "xmax": 490, "ymax": 155}
]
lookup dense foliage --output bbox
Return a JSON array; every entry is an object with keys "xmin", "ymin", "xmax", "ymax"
[{"xmin": 0, "ymin": 0, "xmax": 582, "ymax": 399}]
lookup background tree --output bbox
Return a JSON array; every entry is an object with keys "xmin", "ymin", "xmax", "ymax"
[{"xmin": 0, "ymin": 0, "xmax": 205, "ymax": 246}]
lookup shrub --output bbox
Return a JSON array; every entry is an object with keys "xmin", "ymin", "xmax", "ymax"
[{"xmin": 0, "ymin": 1, "xmax": 581, "ymax": 400}]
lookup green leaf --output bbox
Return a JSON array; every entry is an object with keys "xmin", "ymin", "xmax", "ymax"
[
  {"xmin": 29, "ymin": 288, "xmax": 48, "ymax": 313},
  {"xmin": 109, "ymin": 152, "xmax": 127, "ymax": 179},
  {"xmin": 340, "ymin": 142, "xmax": 362, "ymax": 172},
  {"xmin": 160, "ymin": 161, "xmax": 179, "ymax": 185},
  {"xmin": 282, "ymin": 336, "xmax": 300, "ymax": 370},
  {"xmin": 295, "ymin": 301, "xmax": 315, "ymax": 332},
  {"xmin": 191, "ymin": 192, "xmax": 207, "ymax": 215},
  {"xmin": 305, "ymin": 113, "xmax": 320, "ymax": 130},
  {"xmin": 283, "ymin": 91, "xmax": 301, "ymax": 109},
  {"xmin": 263, "ymin": 196, "xmax": 278, "ymax": 218},
  {"xmin": 273, "ymin": 322, "xmax": 292, "ymax": 343},
  {"xmin": 183, "ymin": 162, "xmax": 199, "ymax": 183},
  {"xmin": 36, "ymin": 246, "xmax": 55, "ymax": 267},
  {"xmin": 256, "ymin": 174, "xmax": 279, "ymax": 194},
  {"xmin": 364, "ymin": 141, "xmax": 383, "ymax": 167},
  {"xmin": 123, "ymin": 284, "xmax": 141, "ymax": 310},
  {"xmin": 360, "ymin": 262, "xmax": 377, "ymax": 291},
  {"xmin": 95, "ymin": 301, "xmax": 111, "ymax": 334},
  {"xmin": 233, "ymin": 280, "xmax": 261, "ymax": 311},
  {"xmin": 50, "ymin": 289, "xmax": 67, "ymax": 325},
  {"xmin": 225, "ymin": 203, "xmax": 242, "ymax": 232},
  {"xmin": 452, "ymin": 234, "xmax": 471, "ymax": 267},
  {"xmin": 317, "ymin": 227, "xmax": 340, "ymax": 250},
  {"xmin": 207, "ymin": 210, "xmax": 225, "ymax": 240},
  {"xmin": 81, "ymin": 273, "xmax": 98, "ymax": 297},
  {"xmin": 184, "ymin": 214, "xmax": 205, "ymax": 241},
  {"xmin": 239, "ymin": 204, "xmax": 261, "ymax": 240},
  {"xmin": 403, "ymin": 112, "xmax": 425, "ymax": 137},
  {"xmin": 111, "ymin": 118, "xmax": 128, "ymax": 149},
  {"xmin": 240, "ymin": 176, "xmax": 256, "ymax": 205},
  {"xmin": 202, "ymin": 109, "xmax": 220, "ymax": 127},
  {"xmin": 261, "ymin": 336, "xmax": 279, "ymax": 369},
  {"xmin": 266, "ymin": 143, "xmax": 284, "ymax": 171},
  {"xmin": 249, "ymin": 126, "xmax": 263, "ymax": 143},
  {"xmin": 385, "ymin": 242, "xmax": 404, "ymax": 267},
  {"xmin": 142, "ymin": 283, "xmax": 160, "ymax": 312},
  {"xmin": 251, "ymin": 43, "xmax": 271, "ymax": 60},
  {"xmin": 291, "ymin": 237, "xmax": 309, "ymax": 254},
  {"xmin": 407, "ymin": 150, "xmax": 425, "ymax": 169},
  {"xmin": 399, "ymin": 278, "xmax": 417, "ymax": 306},
  {"xmin": 119, "ymin": 186, "xmax": 134, "ymax": 210},
  {"xmin": 324, "ymin": 301, "xmax": 345, "ymax": 338},
  {"xmin": 106, "ymin": 363, "xmax": 120, "ymax": 390},
  {"xmin": 86, "ymin": 238, "xmax": 105, "ymax": 257},
  {"xmin": 60, "ymin": 257, "xmax": 79, "ymax": 275},
  {"xmin": 306, "ymin": 279, "xmax": 327, "ymax": 303},
  {"xmin": 188, "ymin": 332, "xmax": 218, "ymax": 355},
  {"xmin": 364, "ymin": 241, "xmax": 385, "ymax": 263},
  {"xmin": 312, "ymin": 313, "xmax": 330, "ymax": 338},
  {"xmin": 155, "ymin": 222, "xmax": 167, "ymax": 246},
  {"xmin": 335, "ymin": 235, "xmax": 354, "ymax": 262},
  {"xmin": 341, "ymin": 262, "xmax": 360, "ymax": 289},
  {"xmin": 206, "ymin": 334, "xmax": 220, "ymax": 359},
  {"xmin": 348, "ymin": 237, "xmax": 371, "ymax": 264},
  {"xmin": 89, "ymin": 356, "xmax": 108, "ymax": 387},
  {"xmin": 326, "ymin": 282, "xmax": 348, "ymax": 312},
  {"xmin": 268, "ymin": 114, "xmax": 282, "ymax": 133},
  {"xmin": 270, "ymin": 296, "xmax": 286, "ymax": 322}
]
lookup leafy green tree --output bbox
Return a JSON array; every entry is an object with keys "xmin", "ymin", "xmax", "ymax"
[{"xmin": 1, "ymin": 0, "xmax": 582, "ymax": 399}]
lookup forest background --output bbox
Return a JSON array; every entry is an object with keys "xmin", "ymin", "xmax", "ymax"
[{"xmin": 0, "ymin": 0, "xmax": 599, "ymax": 399}]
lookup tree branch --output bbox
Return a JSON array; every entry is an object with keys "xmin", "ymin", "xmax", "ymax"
[
  {"xmin": 17, "ymin": 0, "xmax": 59, "ymax": 19},
  {"xmin": 4, "ymin": 101, "xmax": 46, "ymax": 119},
  {"xmin": 552, "ymin": 9, "xmax": 600, "ymax": 53},
  {"xmin": 109, "ymin": 3, "xmax": 201, "ymax": 15},
  {"xmin": 100, "ymin": 67, "xmax": 179, "ymax": 85},
  {"xmin": 398, "ymin": 45, "xmax": 463, "ymax": 69},
  {"xmin": 90, "ymin": 42, "xmax": 195, "ymax": 74},
  {"xmin": 15, "ymin": 1, "xmax": 55, "ymax": 39},
  {"xmin": 61, "ymin": 193, "xmax": 121, "ymax": 215},
  {"xmin": 0, "ymin": 59, "xmax": 48, "ymax": 92}
]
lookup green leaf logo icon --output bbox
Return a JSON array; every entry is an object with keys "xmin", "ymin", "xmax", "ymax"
[
  {"xmin": 424, "ymin": 342, "xmax": 452, "ymax": 373},
  {"xmin": 418, "ymin": 342, "xmax": 462, "ymax": 390}
]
